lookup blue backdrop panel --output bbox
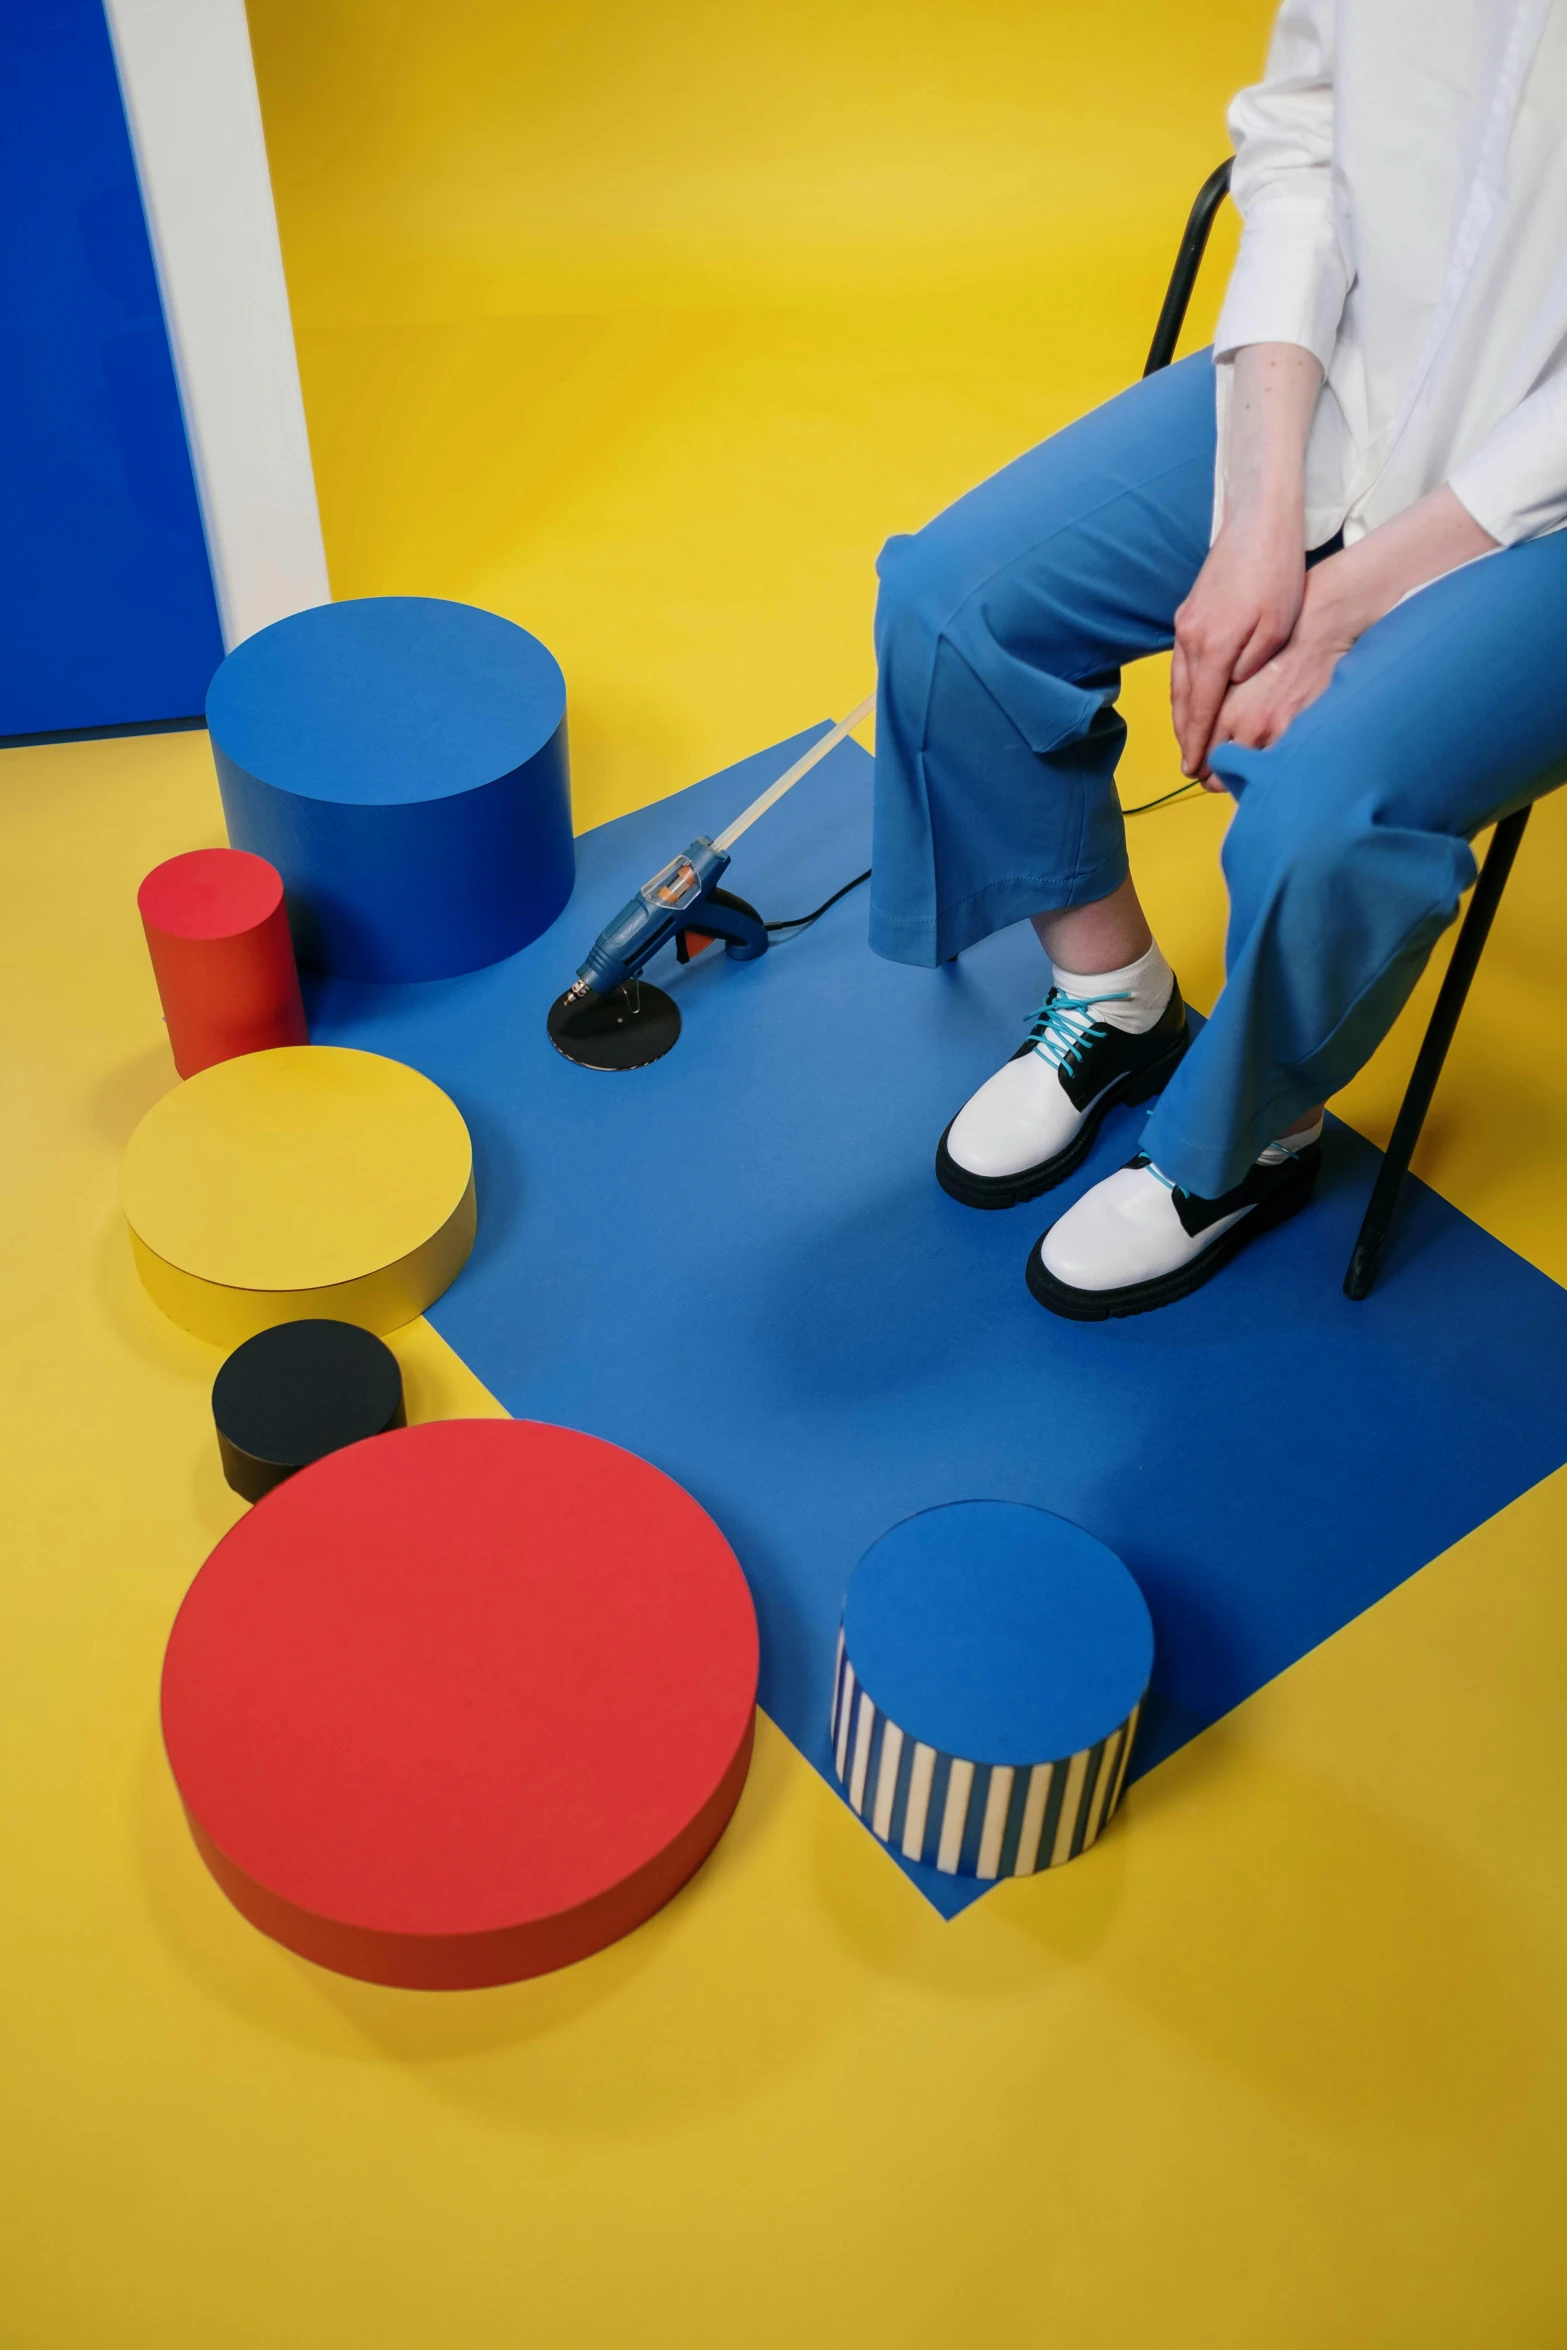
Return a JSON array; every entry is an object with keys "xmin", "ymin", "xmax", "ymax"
[
  {"xmin": 209, "ymin": 597, "xmax": 573, "ymax": 981},
  {"xmin": 304, "ymin": 731, "xmax": 1567, "ymax": 1917},
  {"xmin": 0, "ymin": 0, "xmax": 223, "ymax": 737}
]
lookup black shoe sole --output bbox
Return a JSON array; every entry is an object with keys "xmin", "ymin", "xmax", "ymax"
[
  {"xmin": 935, "ymin": 1024, "xmax": 1191, "ymax": 1211},
  {"xmin": 1025, "ymin": 1149, "xmax": 1319, "ymax": 1320}
]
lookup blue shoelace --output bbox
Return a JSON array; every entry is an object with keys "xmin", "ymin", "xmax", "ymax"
[{"xmin": 1025, "ymin": 986, "xmax": 1132, "ymax": 1080}]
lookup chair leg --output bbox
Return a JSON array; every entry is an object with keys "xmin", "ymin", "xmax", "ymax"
[{"xmin": 1343, "ymin": 806, "xmax": 1532, "ymax": 1300}]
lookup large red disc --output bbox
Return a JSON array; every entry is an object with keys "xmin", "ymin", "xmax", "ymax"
[{"xmin": 161, "ymin": 1419, "xmax": 759, "ymax": 1987}]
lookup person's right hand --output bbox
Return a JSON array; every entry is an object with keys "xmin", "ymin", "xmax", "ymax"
[
  {"xmin": 1170, "ymin": 340, "xmax": 1322, "ymax": 782},
  {"xmin": 1170, "ymin": 511, "xmax": 1306, "ymax": 783}
]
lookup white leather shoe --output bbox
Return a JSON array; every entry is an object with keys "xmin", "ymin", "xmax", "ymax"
[
  {"xmin": 936, "ymin": 978, "xmax": 1188, "ymax": 1209},
  {"xmin": 1027, "ymin": 1136, "xmax": 1323, "ymax": 1319}
]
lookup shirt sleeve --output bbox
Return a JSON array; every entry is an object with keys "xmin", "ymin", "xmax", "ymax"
[
  {"xmin": 1213, "ymin": 0, "xmax": 1349, "ymax": 371},
  {"xmin": 1449, "ymin": 368, "xmax": 1567, "ymax": 546}
]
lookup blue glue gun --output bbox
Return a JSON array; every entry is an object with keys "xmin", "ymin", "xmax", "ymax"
[{"xmin": 567, "ymin": 836, "xmax": 768, "ymax": 1002}]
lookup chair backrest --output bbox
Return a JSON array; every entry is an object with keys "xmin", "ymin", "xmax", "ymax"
[{"xmin": 1144, "ymin": 160, "xmax": 1233, "ymax": 377}]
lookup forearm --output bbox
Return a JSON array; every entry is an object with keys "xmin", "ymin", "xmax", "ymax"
[
  {"xmin": 1172, "ymin": 342, "xmax": 1324, "ymax": 776},
  {"xmin": 1304, "ymin": 487, "xmax": 1500, "ymax": 642},
  {"xmin": 1222, "ymin": 341, "xmax": 1323, "ymax": 535}
]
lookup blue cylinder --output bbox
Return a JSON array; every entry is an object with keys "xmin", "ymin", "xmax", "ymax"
[
  {"xmin": 207, "ymin": 597, "xmax": 573, "ymax": 981},
  {"xmin": 831, "ymin": 1502, "xmax": 1153, "ymax": 1879}
]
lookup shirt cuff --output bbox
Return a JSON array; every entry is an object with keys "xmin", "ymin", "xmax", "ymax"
[
  {"xmin": 1449, "ymin": 374, "xmax": 1567, "ymax": 547},
  {"xmin": 1213, "ymin": 217, "xmax": 1347, "ymax": 374}
]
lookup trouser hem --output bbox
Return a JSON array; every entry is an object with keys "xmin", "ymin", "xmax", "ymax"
[
  {"xmin": 1141, "ymin": 1115, "xmax": 1298, "ymax": 1201},
  {"xmin": 869, "ymin": 849, "xmax": 1131, "ymax": 969}
]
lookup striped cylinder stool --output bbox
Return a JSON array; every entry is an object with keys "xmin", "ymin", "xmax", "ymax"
[{"xmin": 831, "ymin": 1503, "xmax": 1153, "ymax": 1878}]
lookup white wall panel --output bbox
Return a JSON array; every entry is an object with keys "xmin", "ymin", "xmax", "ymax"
[{"xmin": 103, "ymin": 0, "xmax": 330, "ymax": 650}]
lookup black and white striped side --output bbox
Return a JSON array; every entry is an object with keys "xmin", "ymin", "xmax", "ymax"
[{"xmin": 829, "ymin": 1625, "xmax": 1142, "ymax": 1877}]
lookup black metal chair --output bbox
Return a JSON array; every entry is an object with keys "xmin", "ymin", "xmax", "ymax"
[{"xmin": 1144, "ymin": 159, "xmax": 1532, "ymax": 1301}]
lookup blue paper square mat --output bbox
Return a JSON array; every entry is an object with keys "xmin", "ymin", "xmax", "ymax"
[{"xmin": 308, "ymin": 727, "xmax": 1567, "ymax": 1917}]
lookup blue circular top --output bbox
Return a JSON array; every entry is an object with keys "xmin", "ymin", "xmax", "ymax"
[
  {"xmin": 843, "ymin": 1503, "xmax": 1153, "ymax": 1766},
  {"xmin": 206, "ymin": 597, "xmax": 566, "ymax": 807}
]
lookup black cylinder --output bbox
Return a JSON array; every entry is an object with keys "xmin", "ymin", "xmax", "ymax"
[{"xmin": 213, "ymin": 1320, "xmax": 407, "ymax": 1503}]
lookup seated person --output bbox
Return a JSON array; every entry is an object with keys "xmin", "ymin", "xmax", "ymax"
[{"xmin": 870, "ymin": 0, "xmax": 1567, "ymax": 1317}]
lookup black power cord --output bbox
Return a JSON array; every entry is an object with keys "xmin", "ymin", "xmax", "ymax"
[
  {"xmin": 764, "ymin": 868, "xmax": 872, "ymax": 935},
  {"xmin": 1119, "ymin": 778, "xmax": 1205, "ymax": 815},
  {"xmin": 762, "ymin": 777, "xmax": 1197, "ymax": 935}
]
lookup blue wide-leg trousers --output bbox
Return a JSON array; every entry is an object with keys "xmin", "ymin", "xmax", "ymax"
[{"xmin": 870, "ymin": 351, "xmax": 1567, "ymax": 1197}]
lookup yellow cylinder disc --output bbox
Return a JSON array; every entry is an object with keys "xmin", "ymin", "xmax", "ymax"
[{"xmin": 122, "ymin": 1046, "xmax": 476, "ymax": 1344}]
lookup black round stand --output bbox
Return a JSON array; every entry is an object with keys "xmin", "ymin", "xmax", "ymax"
[
  {"xmin": 212, "ymin": 1319, "xmax": 407, "ymax": 1503},
  {"xmin": 547, "ymin": 979, "xmax": 682, "ymax": 1070}
]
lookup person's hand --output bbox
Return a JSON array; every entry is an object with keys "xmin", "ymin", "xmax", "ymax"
[
  {"xmin": 1171, "ymin": 513, "xmax": 1306, "ymax": 784},
  {"xmin": 1204, "ymin": 488, "xmax": 1501, "ymax": 770},
  {"xmin": 1206, "ymin": 572, "xmax": 1357, "ymax": 761},
  {"xmin": 1170, "ymin": 340, "xmax": 1323, "ymax": 782}
]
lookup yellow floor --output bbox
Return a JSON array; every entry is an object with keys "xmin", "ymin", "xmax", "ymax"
[{"xmin": 7, "ymin": 2, "xmax": 1567, "ymax": 2340}]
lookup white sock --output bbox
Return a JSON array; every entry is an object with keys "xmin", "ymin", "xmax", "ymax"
[
  {"xmin": 1258, "ymin": 1113, "xmax": 1324, "ymax": 1163},
  {"xmin": 1050, "ymin": 940, "xmax": 1173, "ymax": 1036},
  {"xmin": 1144, "ymin": 1114, "xmax": 1324, "ymax": 1203}
]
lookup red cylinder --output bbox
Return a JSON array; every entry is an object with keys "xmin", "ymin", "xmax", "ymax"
[{"xmin": 138, "ymin": 848, "xmax": 308, "ymax": 1079}]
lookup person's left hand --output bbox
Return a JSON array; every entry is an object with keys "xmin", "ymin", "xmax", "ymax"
[{"xmin": 1200, "ymin": 577, "xmax": 1358, "ymax": 781}]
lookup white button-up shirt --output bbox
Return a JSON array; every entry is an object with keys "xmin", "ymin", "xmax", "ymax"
[{"xmin": 1214, "ymin": 0, "xmax": 1567, "ymax": 549}]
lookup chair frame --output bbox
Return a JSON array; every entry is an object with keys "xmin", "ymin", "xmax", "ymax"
[{"xmin": 1144, "ymin": 160, "xmax": 1529, "ymax": 1300}]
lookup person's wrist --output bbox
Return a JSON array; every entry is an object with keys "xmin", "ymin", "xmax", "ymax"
[
  {"xmin": 1299, "ymin": 550, "xmax": 1377, "ymax": 649},
  {"xmin": 1221, "ymin": 481, "xmax": 1305, "ymax": 567}
]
